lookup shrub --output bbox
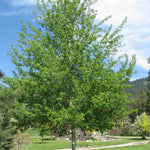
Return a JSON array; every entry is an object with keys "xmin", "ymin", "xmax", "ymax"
[{"xmin": 13, "ymin": 130, "xmax": 31, "ymax": 150}]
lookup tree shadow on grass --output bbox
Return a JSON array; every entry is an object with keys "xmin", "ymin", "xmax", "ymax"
[
  {"xmin": 43, "ymin": 138, "xmax": 52, "ymax": 141},
  {"xmin": 34, "ymin": 138, "xmax": 52, "ymax": 144},
  {"xmin": 35, "ymin": 142, "xmax": 49, "ymax": 144},
  {"xmin": 127, "ymin": 138, "xmax": 148, "ymax": 141}
]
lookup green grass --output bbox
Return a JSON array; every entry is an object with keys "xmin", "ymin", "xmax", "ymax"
[
  {"xmin": 26, "ymin": 128, "xmax": 40, "ymax": 137},
  {"xmin": 24, "ymin": 137, "xmax": 149, "ymax": 150},
  {"xmin": 99, "ymin": 143, "xmax": 150, "ymax": 150},
  {"xmin": 25, "ymin": 139, "xmax": 71, "ymax": 150}
]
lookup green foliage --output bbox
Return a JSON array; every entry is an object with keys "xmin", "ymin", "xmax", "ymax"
[
  {"xmin": 126, "ymin": 78, "xmax": 148, "ymax": 99},
  {"xmin": 26, "ymin": 128, "xmax": 40, "ymax": 137},
  {"xmin": 0, "ymin": 87, "xmax": 31, "ymax": 150},
  {"xmin": 0, "ymin": 121, "xmax": 15, "ymax": 150},
  {"xmin": 146, "ymin": 70, "xmax": 150, "ymax": 114},
  {"xmin": 137, "ymin": 89, "xmax": 147, "ymax": 115},
  {"xmin": 120, "ymin": 121, "xmax": 132, "ymax": 136},
  {"xmin": 13, "ymin": 130, "xmax": 31, "ymax": 150},
  {"xmin": 3, "ymin": 0, "xmax": 136, "ymax": 149},
  {"xmin": 129, "ymin": 88, "xmax": 147, "ymax": 122},
  {"xmin": 126, "ymin": 78, "xmax": 149, "ymax": 121},
  {"xmin": 0, "ymin": 88, "xmax": 17, "ymax": 150},
  {"xmin": 0, "ymin": 71, "xmax": 4, "ymax": 78},
  {"xmin": 132, "ymin": 112, "xmax": 150, "ymax": 138},
  {"xmin": 138, "ymin": 112, "xmax": 150, "ymax": 133}
]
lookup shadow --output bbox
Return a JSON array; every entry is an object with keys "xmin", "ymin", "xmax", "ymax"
[
  {"xmin": 35, "ymin": 142, "xmax": 49, "ymax": 144},
  {"xmin": 43, "ymin": 138, "xmax": 54, "ymax": 141},
  {"xmin": 127, "ymin": 138, "xmax": 148, "ymax": 141}
]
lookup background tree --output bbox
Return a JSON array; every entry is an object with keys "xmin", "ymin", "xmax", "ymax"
[
  {"xmin": 137, "ymin": 89, "xmax": 147, "ymax": 115},
  {"xmin": 0, "ymin": 71, "xmax": 4, "ymax": 78},
  {"xmin": 133, "ymin": 112, "xmax": 150, "ymax": 139},
  {"xmin": 0, "ymin": 88, "xmax": 17, "ymax": 150},
  {"xmin": 0, "ymin": 87, "xmax": 32, "ymax": 150},
  {"xmin": 139, "ymin": 112, "xmax": 150, "ymax": 138},
  {"xmin": 146, "ymin": 58, "xmax": 150, "ymax": 114},
  {"xmin": 3, "ymin": 0, "xmax": 136, "ymax": 149},
  {"xmin": 129, "ymin": 89, "xmax": 147, "ymax": 121}
]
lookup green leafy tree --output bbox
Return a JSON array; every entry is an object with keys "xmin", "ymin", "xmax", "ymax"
[
  {"xmin": 3, "ymin": 0, "xmax": 136, "ymax": 149},
  {"xmin": 0, "ymin": 87, "xmax": 29, "ymax": 150},
  {"xmin": 0, "ymin": 71, "xmax": 4, "ymax": 89},
  {"xmin": 0, "ymin": 88, "xmax": 17, "ymax": 150},
  {"xmin": 13, "ymin": 130, "xmax": 31, "ymax": 150},
  {"xmin": 0, "ymin": 118, "xmax": 15, "ymax": 150},
  {"xmin": 139, "ymin": 112, "xmax": 150, "ymax": 134},
  {"xmin": 0, "ymin": 71, "xmax": 4, "ymax": 78},
  {"xmin": 133, "ymin": 112, "xmax": 150, "ymax": 139},
  {"xmin": 147, "ymin": 63, "xmax": 150, "ymax": 114},
  {"xmin": 130, "ymin": 89, "xmax": 147, "ymax": 121},
  {"xmin": 137, "ymin": 89, "xmax": 147, "ymax": 115}
]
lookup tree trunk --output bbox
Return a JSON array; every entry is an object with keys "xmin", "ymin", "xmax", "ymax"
[
  {"xmin": 41, "ymin": 135, "xmax": 44, "ymax": 144},
  {"xmin": 71, "ymin": 129, "xmax": 76, "ymax": 150}
]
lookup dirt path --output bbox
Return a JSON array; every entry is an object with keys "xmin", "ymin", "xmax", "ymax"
[{"xmin": 60, "ymin": 141, "xmax": 150, "ymax": 150}]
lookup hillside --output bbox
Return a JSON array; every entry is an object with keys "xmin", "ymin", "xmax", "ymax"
[{"xmin": 126, "ymin": 77, "xmax": 148, "ymax": 98}]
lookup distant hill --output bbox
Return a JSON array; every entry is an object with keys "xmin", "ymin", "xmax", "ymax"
[{"xmin": 126, "ymin": 77, "xmax": 148, "ymax": 98}]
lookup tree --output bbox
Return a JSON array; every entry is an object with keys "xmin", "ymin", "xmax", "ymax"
[
  {"xmin": 130, "ymin": 89, "xmax": 147, "ymax": 121},
  {"xmin": 13, "ymin": 130, "xmax": 31, "ymax": 150},
  {"xmin": 0, "ymin": 87, "xmax": 32, "ymax": 150},
  {"xmin": 0, "ymin": 72, "xmax": 3, "ymax": 78},
  {"xmin": 133, "ymin": 112, "xmax": 150, "ymax": 139},
  {"xmin": 0, "ymin": 117, "xmax": 15, "ymax": 150},
  {"xmin": 3, "ymin": 0, "xmax": 136, "ymax": 149},
  {"xmin": 0, "ymin": 88, "xmax": 17, "ymax": 150},
  {"xmin": 146, "ymin": 58, "xmax": 150, "ymax": 114},
  {"xmin": 139, "ymin": 112, "xmax": 150, "ymax": 137}
]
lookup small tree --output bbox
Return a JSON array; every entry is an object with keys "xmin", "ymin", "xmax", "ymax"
[
  {"xmin": 3, "ymin": 0, "xmax": 136, "ymax": 149},
  {"xmin": 0, "ymin": 88, "xmax": 17, "ymax": 150},
  {"xmin": 133, "ymin": 112, "xmax": 150, "ymax": 139},
  {"xmin": 13, "ymin": 130, "xmax": 31, "ymax": 150},
  {"xmin": 0, "ymin": 118, "xmax": 15, "ymax": 150},
  {"xmin": 139, "ymin": 112, "xmax": 150, "ymax": 138}
]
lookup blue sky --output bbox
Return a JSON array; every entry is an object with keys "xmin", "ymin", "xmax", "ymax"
[{"xmin": 0, "ymin": 0, "xmax": 150, "ymax": 81}]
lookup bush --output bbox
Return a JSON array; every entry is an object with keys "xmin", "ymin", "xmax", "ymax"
[
  {"xmin": 132, "ymin": 112, "xmax": 150, "ymax": 138},
  {"xmin": 13, "ymin": 130, "xmax": 31, "ymax": 150}
]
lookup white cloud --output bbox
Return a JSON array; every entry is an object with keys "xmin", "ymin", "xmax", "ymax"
[
  {"xmin": 92, "ymin": 0, "xmax": 150, "ymax": 72},
  {"xmin": 0, "ymin": 9, "xmax": 32, "ymax": 15},
  {"xmin": 11, "ymin": 0, "xmax": 37, "ymax": 6},
  {"xmin": 11, "ymin": 0, "xmax": 49, "ymax": 6},
  {"xmin": 0, "ymin": 11, "xmax": 18, "ymax": 16},
  {"xmin": 7, "ymin": 0, "xmax": 150, "ymax": 76}
]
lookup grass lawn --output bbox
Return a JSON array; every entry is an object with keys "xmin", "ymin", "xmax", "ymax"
[
  {"xmin": 100, "ymin": 143, "xmax": 150, "ymax": 150},
  {"xmin": 24, "ymin": 137, "xmax": 149, "ymax": 150}
]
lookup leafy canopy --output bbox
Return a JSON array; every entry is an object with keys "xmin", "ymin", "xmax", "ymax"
[{"xmin": 3, "ymin": 0, "xmax": 136, "ymax": 136}]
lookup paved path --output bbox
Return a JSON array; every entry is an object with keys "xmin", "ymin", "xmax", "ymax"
[{"xmin": 60, "ymin": 141, "xmax": 150, "ymax": 150}]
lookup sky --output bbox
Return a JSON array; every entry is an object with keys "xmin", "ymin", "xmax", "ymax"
[{"xmin": 0, "ymin": 0, "xmax": 150, "ymax": 81}]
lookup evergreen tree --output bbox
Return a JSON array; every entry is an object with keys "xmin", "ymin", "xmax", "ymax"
[
  {"xmin": 0, "ymin": 116, "xmax": 15, "ymax": 150},
  {"xmin": 130, "ymin": 89, "xmax": 147, "ymax": 122},
  {"xmin": 0, "ymin": 88, "xmax": 17, "ymax": 150},
  {"xmin": 3, "ymin": 0, "xmax": 136, "ymax": 149},
  {"xmin": 138, "ymin": 89, "xmax": 147, "ymax": 115},
  {"xmin": 146, "ymin": 57, "xmax": 150, "ymax": 114},
  {"xmin": 0, "ymin": 71, "xmax": 4, "ymax": 78}
]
